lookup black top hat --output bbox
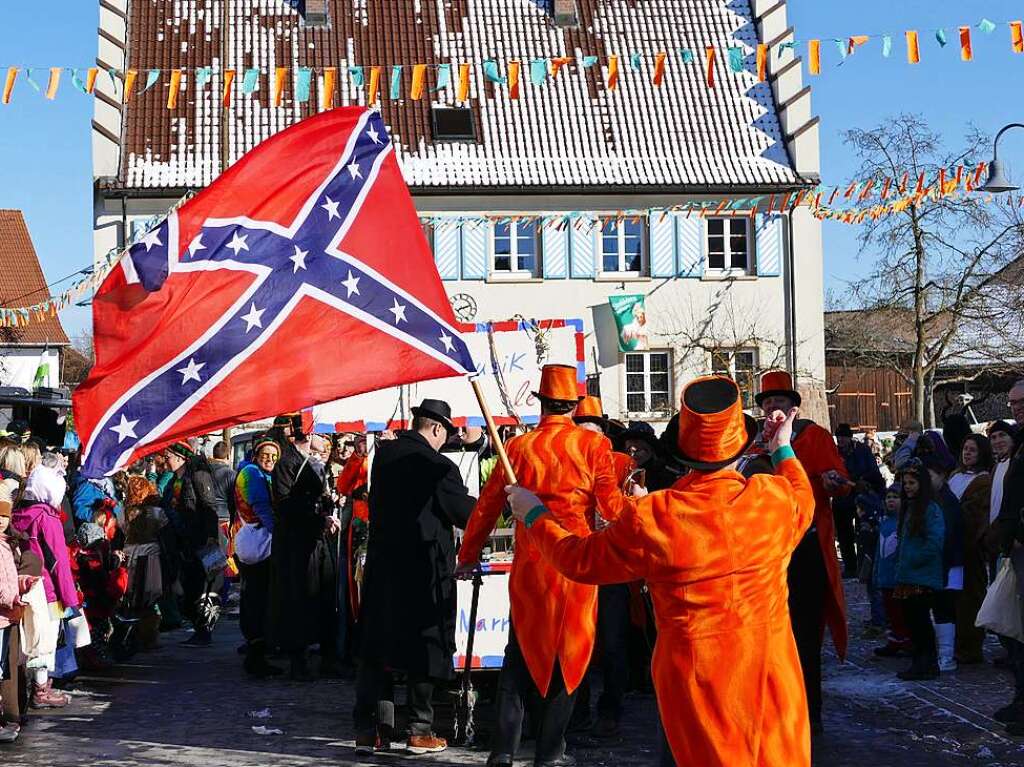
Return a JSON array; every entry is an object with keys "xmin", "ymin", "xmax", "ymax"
[
  {"xmin": 835, "ymin": 423, "xmax": 854, "ymax": 438},
  {"xmin": 411, "ymin": 399, "xmax": 456, "ymax": 434}
]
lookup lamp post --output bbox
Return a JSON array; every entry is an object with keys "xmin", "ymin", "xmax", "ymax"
[{"xmin": 980, "ymin": 123, "xmax": 1024, "ymax": 192}]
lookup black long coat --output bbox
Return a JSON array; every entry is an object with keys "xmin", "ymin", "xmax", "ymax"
[{"xmin": 359, "ymin": 431, "xmax": 475, "ymax": 680}]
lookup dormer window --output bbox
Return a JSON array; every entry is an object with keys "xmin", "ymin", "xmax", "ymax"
[
  {"xmin": 432, "ymin": 107, "xmax": 476, "ymax": 142},
  {"xmin": 553, "ymin": 0, "xmax": 578, "ymax": 27}
]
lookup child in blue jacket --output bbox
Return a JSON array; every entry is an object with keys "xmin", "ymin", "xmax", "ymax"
[{"xmin": 873, "ymin": 483, "xmax": 912, "ymax": 657}]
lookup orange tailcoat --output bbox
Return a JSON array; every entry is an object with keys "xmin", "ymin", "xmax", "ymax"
[
  {"xmin": 527, "ymin": 455, "xmax": 816, "ymax": 766},
  {"xmin": 458, "ymin": 415, "xmax": 625, "ymax": 695},
  {"xmin": 792, "ymin": 423, "xmax": 850, "ymax": 659}
]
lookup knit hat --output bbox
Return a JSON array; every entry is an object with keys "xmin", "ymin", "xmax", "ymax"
[
  {"xmin": 988, "ymin": 420, "xmax": 1017, "ymax": 439},
  {"xmin": 165, "ymin": 441, "xmax": 194, "ymax": 460},
  {"xmin": 76, "ymin": 522, "xmax": 106, "ymax": 549},
  {"xmin": 253, "ymin": 436, "xmax": 282, "ymax": 456},
  {"xmin": 885, "ymin": 482, "xmax": 902, "ymax": 496},
  {"xmin": 855, "ymin": 492, "xmax": 884, "ymax": 516}
]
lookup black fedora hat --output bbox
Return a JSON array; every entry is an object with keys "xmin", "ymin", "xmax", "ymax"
[{"xmin": 411, "ymin": 398, "xmax": 456, "ymax": 434}]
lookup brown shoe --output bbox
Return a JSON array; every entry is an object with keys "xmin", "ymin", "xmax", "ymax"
[
  {"xmin": 407, "ymin": 733, "xmax": 447, "ymax": 755},
  {"xmin": 30, "ymin": 683, "xmax": 69, "ymax": 709},
  {"xmin": 354, "ymin": 733, "xmax": 389, "ymax": 755}
]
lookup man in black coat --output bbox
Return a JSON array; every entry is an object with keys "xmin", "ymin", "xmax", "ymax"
[{"xmin": 354, "ymin": 399, "xmax": 476, "ymax": 756}]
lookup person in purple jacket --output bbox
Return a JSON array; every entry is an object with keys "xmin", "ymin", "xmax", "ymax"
[{"xmin": 11, "ymin": 464, "xmax": 79, "ymax": 709}]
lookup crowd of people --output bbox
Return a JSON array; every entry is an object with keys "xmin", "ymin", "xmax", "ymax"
[{"xmin": 1, "ymin": 372, "xmax": 1023, "ymax": 766}]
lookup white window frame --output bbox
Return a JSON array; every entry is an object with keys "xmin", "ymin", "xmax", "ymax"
[
  {"xmin": 492, "ymin": 220, "xmax": 541, "ymax": 276},
  {"xmin": 710, "ymin": 348, "xmax": 759, "ymax": 410},
  {"xmin": 623, "ymin": 350, "xmax": 673, "ymax": 415},
  {"xmin": 600, "ymin": 216, "xmax": 647, "ymax": 276},
  {"xmin": 705, "ymin": 216, "xmax": 753, "ymax": 274}
]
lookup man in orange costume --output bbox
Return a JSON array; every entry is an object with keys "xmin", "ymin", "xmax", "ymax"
[
  {"xmin": 751, "ymin": 370, "xmax": 849, "ymax": 735},
  {"xmin": 506, "ymin": 376, "xmax": 815, "ymax": 766},
  {"xmin": 456, "ymin": 365, "xmax": 625, "ymax": 767}
]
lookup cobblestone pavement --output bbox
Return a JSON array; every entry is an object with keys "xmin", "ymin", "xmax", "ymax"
[{"xmin": 4, "ymin": 583, "xmax": 1024, "ymax": 766}]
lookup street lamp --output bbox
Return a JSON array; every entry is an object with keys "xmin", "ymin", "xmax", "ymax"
[{"xmin": 980, "ymin": 123, "xmax": 1024, "ymax": 193}]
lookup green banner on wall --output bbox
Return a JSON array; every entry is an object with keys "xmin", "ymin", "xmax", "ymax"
[{"xmin": 609, "ymin": 294, "xmax": 649, "ymax": 352}]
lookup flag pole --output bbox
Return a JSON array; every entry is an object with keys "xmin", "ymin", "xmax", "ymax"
[{"xmin": 469, "ymin": 377, "xmax": 518, "ymax": 484}]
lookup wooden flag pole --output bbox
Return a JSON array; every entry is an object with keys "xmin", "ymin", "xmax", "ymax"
[{"xmin": 470, "ymin": 377, "xmax": 518, "ymax": 484}]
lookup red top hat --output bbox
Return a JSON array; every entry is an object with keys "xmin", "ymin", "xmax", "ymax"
[
  {"xmin": 755, "ymin": 370, "xmax": 802, "ymax": 407},
  {"xmin": 573, "ymin": 396, "xmax": 605, "ymax": 424},
  {"xmin": 533, "ymin": 364, "xmax": 582, "ymax": 403},
  {"xmin": 676, "ymin": 376, "xmax": 756, "ymax": 471}
]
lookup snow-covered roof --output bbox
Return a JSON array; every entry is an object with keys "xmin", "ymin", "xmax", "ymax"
[{"xmin": 113, "ymin": 0, "xmax": 804, "ymax": 192}]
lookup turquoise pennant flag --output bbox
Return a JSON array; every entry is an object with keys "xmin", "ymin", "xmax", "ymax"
[
  {"xmin": 24, "ymin": 68, "xmax": 41, "ymax": 91},
  {"xmin": 390, "ymin": 65, "xmax": 402, "ymax": 98},
  {"xmin": 194, "ymin": 67, "xmax": 212, "ymax": 89},
  {"xmin": 349, "ymin": 66, "xmax": 364, "ymax": 87},
  {"xmin": 777, "ymin": 42, "xmax": 795, "ymax": 57},
  {"xmin": 727, "ymin": 47, "xmax": 743, "ymax": 72},
  {"xmin": 433, "ymin": 63, "xmax": 451, "ymax": 91},
  {"xmin": 71, "ymin": 68, "xmax": 87, "ymax": 93},
  {"xmin": 833, "ymin": 39, "xmax": 847, "ymax": 60},
  {"xmin": 107, "ymin": 68, "xmax": 119, "ymax": 90},
  {"xmin": 529, "ymin": 58, "xmax": 547, "ymax": 85},
  {"xmin": 679, "ymin": 48, "xmax": 695, "ymax": 64},
  {"xmin": 581, "ymin": 55, "xmax": 599, "ymax": 68},
  {"xmin": 242, "ymin": 68, "xmax": 260, "ymax": 93},
  {"xmin": 978, "ymin": 18, "xmax": 997, "ymax": 35},
  {"xmin": 935, "ymin": 29, "xmax": 947, "ymax": 47},
  {"xmin": 482, "ymin": 60, "xmax": 506, "ymax": 83},
  {"xmin": 141, "ymin": 69, "xmax": 161, "ymax": 92},
  {"xmin": 629, "ymin": 53, "xmax": 642, "ymax": 70},
  {"xmin": 882, "ymin": 35, "xmax": 892, "ymax": 58},
  {"xmin": 295, "ymin": 67, "xmax": 312, "ymax": 102}
]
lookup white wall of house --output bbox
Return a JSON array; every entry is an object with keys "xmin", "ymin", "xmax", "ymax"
[{"xmin": 0, "ymin": 347, "xmax": 61, "ymax": 390}]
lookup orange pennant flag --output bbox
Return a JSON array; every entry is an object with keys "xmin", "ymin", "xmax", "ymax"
[
  {"xmin": 653, "ymin": 51, "xmax": 667, "ymax": 86},
  {"xmin": 848, "ymin": 35, "xmax": 870, "ymax": 54},
  {"xmin": 551, "ymin": 57, "xmax": 573, "ymax": 78},
  {"xmin": 898, "ymin": 171, "xmax": 909, "ymax": 193},
  {"xmin": 509, "ymin": 61, "xmax": 521, "ymax": 99},
  {"xmin": 858, "ymin": 178, "xmax": 875, "ymax": 201},
  {"xmin": 937, "ymin": 168, "xmax": 946, "ymax": 192},
  {"xmin": 959, "ymin": 27, "xmax": 973, "ymax": 62},
  {"xmin": 167, "ymin": 69, "xmax": 182, "ymax": 109},
  {"xmin": 808, "ymin": 40, "xmax": 821, "ymax": 75},
  {"xmin": 913, "ymin": 172, "xmax": 925, "ymax": 195},
  {"xmin": 1012, "ymin": 21, "xmax": 1024, "ymax": 53},
  {"xmin": 368, "ymin": 66, "xmax": 382, "ymax": 106},
  {"xmin": 954, "ymin": 165, "xmax": 964, "ymax": 188},
  {"xmin": 45, "ymin": 67, "xmax": 61, "ymax": 100},
  {"xmin": 844, "ymin": 181, "xmax": 858, "ymax": 199},
  {"xmin": 906, "ymin": 31, "xmax": 920, "ymax": 64},
  {"xmin": 705, "ymin": 46, "xmax": 716, "ymax": 88},
  {"xmin": 756, "ymin": 44, "xmax": 767, "ymax": 81},
  {"xmin": 410, "ymin": 64, "xmax": 427, "ymax": 100},
  {"xmin": 2, "ymin": 67, "xmax": 17, "ymax": 105},
  {"xmin": 457, "ymin": 63, "xmax": 471, "ymax": 102},
  {"xmin": 123, "ymin": 69, "xmax": 138, "ymax": 103},
  {"xmin": 222, "ymin": 69, "xmax": 236, "ymax": 107},
  {"xmin": 323, "ymin": 67, "xmax": 336, "ymax": 109},
  {"xmin": 973, "ymin": 162, "xmax": 987, "ymax": 186},
  {"xmin": 880, "ymin": 177, "xmax": 892, "ymax": 200},
  {"xmin": 827, "ymin": 187, "xmax": 839, "ymax": 205},
  {"xmin": 607, "ymin": 55, "xmax": 619, "ymax": 90},
  {"xmin": 273, "ymin": 67, "xmax": 288, "ymax": 106},
  {"xmin": 85, "ymin": 67, "xmax": 98, "ymax": 94}
]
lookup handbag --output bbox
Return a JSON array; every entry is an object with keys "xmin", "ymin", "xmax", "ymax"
[
  {"xmin": 66, "ymin": 613, "xmax": 93, "ymax": 649},
  {"xmin": 235, "ymin": 523, "xmax": 272, "ymax": 565},
  {"xmin": 52, "ymin": 622, "xmax": 78, "ymax": 680},
  {"xmin": 976, "ymin": 559, "xmax": 1024, "ymax": 642},
  {"xmin": 196, "ymin": 543, "xmax": 228, "ymax": 575}
]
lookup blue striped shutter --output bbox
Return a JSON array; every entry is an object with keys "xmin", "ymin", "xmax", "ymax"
[
  {"xmin": 434, "ymin": 220, "xmax": 460, "ymax": 280},
  {"xmin": 649, "ymin": 210, "xmax": 676, "ymax": 277},
  {"xmin": 676, "ymin": 216, "xmax": 704, "ymax": 278},
  {"xmin": 755, "ymin": 214, "xmax": 783, "ymax": 277},
  {"xmin": 542, "ymin": 220, "xmax": 568, "ymax": 279},
  {"xmin": 570, "ymin": 216, "xmax": 597, "ymax": 278},
  {"xmin": 461, "ymin": 221, "xmax": 488, "ymax": 280}
]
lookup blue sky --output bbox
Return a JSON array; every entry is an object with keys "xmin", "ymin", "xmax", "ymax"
[{"xmin": 1, "ymin": 1, "xmax": 1023, "ymax": 337}]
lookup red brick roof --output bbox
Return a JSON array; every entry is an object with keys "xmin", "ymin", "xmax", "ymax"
[
  {"xmin": 0, "ymin": 210, "xmax": 71, "ymax": 346},
  {"xmin": 114, "ymin": 0, "xmax": 802, "ymax": 192}
]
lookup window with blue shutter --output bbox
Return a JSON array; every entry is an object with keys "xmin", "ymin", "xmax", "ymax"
[
  {"xmin": 433, "ymin": 220, "xmax": 461, "ymax": 280},
  {"xmin": 461, "ymin": 221, "xmax": 488, "ymax": 280},
  {"xmin": 570, "ymin": 216, "xmax": 597, "ymax": 278},
  {"xmin": 649, "ymin": 210, "xmax": 676, "ymax": 277},
  {"xmin": 755, "ymin": 214, "xmax": 783, "ymax": 277},
  {"xmin": 676, "ymin": 216, "xmax": 704, "ymax": 278},
  {"xmin": 542, "ymin": 220, "xmax": 568, "ymax": 279}
]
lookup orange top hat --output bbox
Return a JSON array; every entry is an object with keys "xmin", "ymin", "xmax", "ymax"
[
  {"xmin": 676, "ymin": 376, "xmax": 756, "ymax": 471},
  {"xmin": 573, "ymin": 395, "xmax": 605, "ymax": 425},
  {"xmin": 533, "ymin": 364, "xmax": 582, "ymax": 403},
  {"xmin": 755, "ymin": 369, "xmax": 802, "ymax": 407}
]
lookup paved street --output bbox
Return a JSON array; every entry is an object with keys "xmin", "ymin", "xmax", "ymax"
[{"xmin": 5, "ymin": 584, "xmax": 1024, "ymax": 767}]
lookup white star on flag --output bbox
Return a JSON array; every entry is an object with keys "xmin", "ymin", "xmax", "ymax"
[
  {"xmin": 366, "ymin": 125, "xmax": 382, "ymax": 145},
  {"xmin": 176, "ymin": 358, "xmax": 205, "ymax": 384},
  {"xmin": 241, "ymin": 303, "xmax": 265, "ymax": 332},
  {"xmin": 226, "ymin": 232, "xmax": 249, "ymax": 256},
  {"xmin": 439, "ymin": 333, "xmax": 455, "ymax": 353},
  {"xmin": 188, "ymin": 234, "xmax": 206, "ymax": 257},
  {"xmin": 110, "ymin": 414, "xmax": 139, "ymax": 443},
  {"xmin": 289, "ymin": 246, "xmax": 309, "ymax": 272},
  {"xmin": 342, "ymin": 271, "xmax": 361, "ymax": 297},
  {"xmin": 347, "ymin": 162, "xmax": 362, "ymax": 180},
  {"xmin": 140, "ymin": 229, "xmax": 163, "ymax": 252},
  {"xmin": 321, "ymin": 197, "xmax": 341, "ymax": 220},
  {"xmin": 388, "ymin": 299, "xmax": 408, "ymax": 324}
]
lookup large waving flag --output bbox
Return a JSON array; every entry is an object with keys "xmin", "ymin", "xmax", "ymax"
[{"xmin": 74, "ymin": 108, "xmax": 474, "ymax": 477}]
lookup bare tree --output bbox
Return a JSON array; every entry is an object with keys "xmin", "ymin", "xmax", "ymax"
[
  {"xmin": 841, "ymin": 114, "xmax": 1024, "ymax": 425},
  {"xmin": 62, "ymin": 330, "xmax": 94, "ymax": 386}
]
